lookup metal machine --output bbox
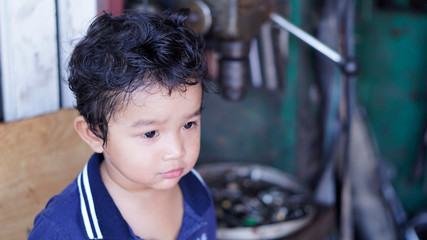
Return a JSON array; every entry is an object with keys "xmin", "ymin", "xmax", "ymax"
[{"xmin": 183, "ymin": 0, "xmax": 276, "ymax": 100}]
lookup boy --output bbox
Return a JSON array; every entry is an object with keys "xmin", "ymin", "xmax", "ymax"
[{"xmin": 29, "ymin": 9, "xmax": 216, "ymax": 240}]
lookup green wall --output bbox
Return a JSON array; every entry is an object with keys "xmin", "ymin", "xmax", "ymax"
[{"xmin": 355, "ymin": 7, "xmax": 427, "ymax": 214}]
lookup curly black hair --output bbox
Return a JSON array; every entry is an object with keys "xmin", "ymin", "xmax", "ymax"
[{"xmin": 68, "ymin": 9, "xmax": 208, "ymax": 145}]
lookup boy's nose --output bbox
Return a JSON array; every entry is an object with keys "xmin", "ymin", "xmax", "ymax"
[{"xmin": 163, "ymin": 134, "xmax": 186, "ymax": 160}]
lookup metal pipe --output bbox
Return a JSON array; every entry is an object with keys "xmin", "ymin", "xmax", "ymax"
[{"xmin": 270, "ymin": 13, "xmax": 344, "ymax": 65}]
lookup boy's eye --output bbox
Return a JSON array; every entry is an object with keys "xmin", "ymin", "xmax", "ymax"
[
  {"xmin": 183, "ymin": 122, "xmax": 195, "ymax": 129},
  {"xmin": 143, "ymin": 131, "xmax": 158, "ymax": 139}
]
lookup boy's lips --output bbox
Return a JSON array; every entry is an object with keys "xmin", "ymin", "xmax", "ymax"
[{"xmin": 160, "ymin": 168, "xmax": 184, "ymax": 179}]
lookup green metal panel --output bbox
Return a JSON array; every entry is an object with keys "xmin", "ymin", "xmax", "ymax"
[
  {"xmin": 199, "ymin": 89, "xmax": 293, "ymax": 169},
  {"xmin": 356, "ymin": 9, "xmax": 427, "ymax": 214}
]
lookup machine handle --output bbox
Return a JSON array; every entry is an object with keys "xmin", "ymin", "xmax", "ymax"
[{"xmin": 270, "ymin": 13, "xmax": 358, "ymax": 76}]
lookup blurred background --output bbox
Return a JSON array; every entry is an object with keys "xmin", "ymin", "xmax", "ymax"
[{"xmin": 0, "ymin": 0, "xmax": 426, "ymax": 239}]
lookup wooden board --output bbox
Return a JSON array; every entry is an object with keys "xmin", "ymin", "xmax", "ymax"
[{"xmin": 0, "ymin": 109, "xmax": 92, "ymax": 240}]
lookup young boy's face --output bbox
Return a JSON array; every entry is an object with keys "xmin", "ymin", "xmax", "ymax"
[{"xmin": 100, "ymin": 83, "xmax": 203, "ymax": 192}]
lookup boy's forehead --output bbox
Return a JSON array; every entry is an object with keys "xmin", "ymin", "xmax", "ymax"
[
  {"xmin": 134, "ymin": 77, "xmax": 200, "ymax": 95},
  {"xmin": 112, "ymin": 83, "xmax": 202, "ymax": 120},
  {"xmin": 132, "ymin": 82, "xmax": 201, "ymax": 101}
]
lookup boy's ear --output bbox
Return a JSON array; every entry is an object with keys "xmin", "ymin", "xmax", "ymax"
[{"xmin": 74, "ymin": 116, "xmax": 104, "ymax": 153}]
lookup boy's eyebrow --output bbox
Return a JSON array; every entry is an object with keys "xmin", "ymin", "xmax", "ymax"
[
  {"xmin": 131, "ymin": 119, "xmax": 160, "ymax": 128},
  {"xmin": 185, "ymin": 105, "xmax": 203, "ymax": 119},
  {"xmin": 131, "ymin": 105, "xmax": 203, "ymax": 128}
]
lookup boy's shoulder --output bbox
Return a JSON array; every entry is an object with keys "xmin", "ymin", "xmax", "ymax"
[
  {"xmin": 28, "ymin": 179, "xmax": 84, "ymax": 239},
  {"xmin": 29, "ymin": 153, "xmax": 130, "ymax": 239}
]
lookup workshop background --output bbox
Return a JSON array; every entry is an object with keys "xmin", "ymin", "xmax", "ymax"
[{"xmin": 0, "ymin": 0, "xmax": 426, "ymax": 239}]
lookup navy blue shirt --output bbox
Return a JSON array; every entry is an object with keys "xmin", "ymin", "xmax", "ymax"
[{"xmin": 28, "ymin": 153, "xmax": 216, "ymax": 240}]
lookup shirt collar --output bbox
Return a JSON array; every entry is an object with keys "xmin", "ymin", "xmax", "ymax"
[{"xmin": 78, "ymin": 153, "xmax": 132, "ymax": 239}]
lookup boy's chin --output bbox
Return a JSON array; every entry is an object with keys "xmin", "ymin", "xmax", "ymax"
[{"xmin": 151, "ymin": 178, "xmax": 183, "ymax": 191}]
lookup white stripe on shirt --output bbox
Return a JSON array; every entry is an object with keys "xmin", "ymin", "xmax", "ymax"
[
  {"xmin": 77, "ymin": 171, "xmax": 95, "ymax": 239},
  {"xmin": 82, "ymin": 164, "xmax": 103, "ymax": 239}
]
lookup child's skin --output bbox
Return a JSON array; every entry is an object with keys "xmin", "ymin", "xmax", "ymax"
[{"xmin": 74, "ymin": 83, "xmax": 203, "ymax": 239}]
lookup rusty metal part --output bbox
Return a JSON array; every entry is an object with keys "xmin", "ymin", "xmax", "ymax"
[{"xmin": 185, "ymin": 1, "xmax": 212, "ymax": 34}]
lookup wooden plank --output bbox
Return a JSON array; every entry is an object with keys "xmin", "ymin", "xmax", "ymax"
[
  {"xmin": 0, "ymin": 109, "xmax": 92, "ymax": 240},
  {"xmin": 0, "ymin": 0, "xmax": 60, "ymax": 121},
  {"xmin": 57, "ymin": 0, "xmax": 97, "ymax": 108}
]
